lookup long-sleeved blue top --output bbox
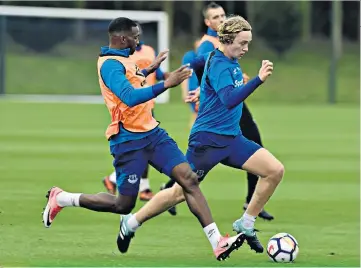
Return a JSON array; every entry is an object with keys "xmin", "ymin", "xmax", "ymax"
[
  {"xmin": 191, "ymin": 49, "xmax": 263, "ymax": 136},
  {"xmin": 181, "ymin": 51, "xmax": 200, "ymax": 91}
]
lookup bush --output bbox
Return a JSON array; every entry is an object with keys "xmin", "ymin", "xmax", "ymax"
[{"xmin": 254, "ymin": 2, "xmax": 302, "ymax": 58}]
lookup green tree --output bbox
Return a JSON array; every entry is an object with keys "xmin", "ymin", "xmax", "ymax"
[{"xmin": 254, "ymin": 2, "xmax": 302, "ymax": 58}]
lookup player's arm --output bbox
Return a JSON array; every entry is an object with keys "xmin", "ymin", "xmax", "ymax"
[
  {"xmin": 142, "ymin": 50, "xmax": 168, "ymax": 77},
  {"xmin": 152, "ymin": 50, "xmax": 169, "ymax": 81},
  {"xmin": 212, "ymin": 67, "xmax": 263, "ymax": 109},
  {"xmin": 155, "ymin": 68, "xmax": 170, "ymax": 81},
  {"xmin": 100, "ymin": 59, "xmax": 167, "ymax": 107},
  {"xmin": 197, "ymin": 41, "xmax": 215, "ymax": 55},
  {"xmin": 188, "ymin": 52, "xmax": 208, "ymax": 73}
]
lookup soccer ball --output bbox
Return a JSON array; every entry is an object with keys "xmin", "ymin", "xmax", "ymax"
[{"xmin": 267, "ymin": 233, "xmax": 299, "ymax": 263}]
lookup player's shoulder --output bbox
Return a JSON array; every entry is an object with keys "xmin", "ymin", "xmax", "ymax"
[
  {"xmin": 141, "ymin": 44, "xmax": 156, "ymax": 53},
  {"xmin": 209, "ymin": 55, "xmax": 233, "ymax": 73},
  {"xmin": 101, "ymin": 58, "xmax": 125, "ymax": 73}
]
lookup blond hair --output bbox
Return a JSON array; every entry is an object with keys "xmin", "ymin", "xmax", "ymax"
[{"xmin": 218, "ymin": 15, "xmax": 252, "ymax": 44}]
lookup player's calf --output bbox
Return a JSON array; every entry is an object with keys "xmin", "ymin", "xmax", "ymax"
[{"xmin": 242, "ymin": 148, "xmax": 284, "ymax": 218}]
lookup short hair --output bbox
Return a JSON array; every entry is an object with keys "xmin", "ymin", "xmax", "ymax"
[
  {"xmin": 217, "ymin": 15, "xmax": 252, "ymax": 44},
  {"xmin": 108, "ymin": 17, "xmax": 137, "ymax": 35},
  {"xmin": 202, "ymin": 2, "xmax": 222, "ymax": 19}
]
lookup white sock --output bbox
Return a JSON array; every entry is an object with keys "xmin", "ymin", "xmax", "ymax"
[
  {"xmin": 109, "ymin": 171, "xmax": 116, "ymax": 184},
  {"xmin": 139, "ymin": 178, "xmax": 151, "ymax": 192},
  {"xmin": 56, "ymin": 191, "xmax": 81, "ymax": 207},
  {"xmin": 127, "ymin": 213, "xmax": 141, "ymax": 232},
  {"xmin": 203, "ymin": 222, "xmax": 221, "ymax": 250},
  {"xmin": 242, "ymin": 213, "xmax": 256, "ymax": 229}
]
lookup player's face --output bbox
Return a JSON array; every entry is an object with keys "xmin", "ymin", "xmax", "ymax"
[
  {"xmin": 205, "ymin": 7, "xmax": 226, "ymax": 31},
  {"xmin": 127, "ymin": 26, "xmax": 140, "ymax": 55},
  {"xmin": 229, "ymin": 31, "xmax": 252, "ymax": 59}
]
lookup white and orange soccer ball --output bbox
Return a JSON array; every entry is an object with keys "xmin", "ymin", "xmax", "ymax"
[{"xmin": 267, "ymin": 233, "xmax": 299, "ymax": 263}]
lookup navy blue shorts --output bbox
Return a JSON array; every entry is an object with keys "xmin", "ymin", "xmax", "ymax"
[
  {"xmin": 186, "ymin": 131, "xmax": 262, "ymax": 181},
  {"xmin": 110, "ymin": 128, "xmax": 187, "ymax": 196}
]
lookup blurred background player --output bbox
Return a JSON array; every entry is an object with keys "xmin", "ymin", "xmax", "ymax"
[
  {"xmin": 164, "ymin": 2, "xmax": 274, "ymax": 221},
  {"xmin": 180, "ymin": 40, "xmax": 201, "ymax": 128},
  {"xmin": 102, "ymin": 22, "xmax": 172, "ymax": 204}
]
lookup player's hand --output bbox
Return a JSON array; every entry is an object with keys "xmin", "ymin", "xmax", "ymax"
[
  {"xmin": 258, "ymin": 60, "xmax": 273, "ymax": 82},
  {"xmin": 242, "ymin": 73, "xmax": 250, "ymax": 84},
  {"xmin": 151, "ymin": 50, "xmax": 169, "ymax": 70},
  {"xmin": 184, "ymin": 88, "xmax": 200, "ymax": 103},
  {"xmin": 194, "ymin": 101, "xmax": 200, "ymax": 112},
  {"xmin": 164, "ymin": 64, "xmax": 193, "ymax": 88}
]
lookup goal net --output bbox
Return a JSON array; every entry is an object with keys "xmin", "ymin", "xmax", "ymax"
[{"xmin": 0, "ymin": 5, "xmax": 170, "ymax": 103}]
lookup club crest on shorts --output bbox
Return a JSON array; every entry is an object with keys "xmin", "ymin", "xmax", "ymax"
[
  {"xmin": 196, "ymin": 170, "xmax": 204, "ymax": 178},
  {"xmin": 128, "ymin": 174, "xmax": 138, "ymax": 184}
]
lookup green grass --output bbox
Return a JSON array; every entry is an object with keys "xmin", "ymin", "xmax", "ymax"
[
  {"xmin": 0, "ymin": 100, "xmax": 359, "ymax": 266},
  {"xmin": 4, "ymin": 40, "xmax": 360, "ymax": 104}
]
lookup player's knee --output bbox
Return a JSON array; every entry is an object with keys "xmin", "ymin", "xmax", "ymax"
[
  {"xmin": 183, "ymin": 169, "xmax": 200, "ymax": 189},
  {"xmin": 172, "ymin": 163, "xmax": 200, "ymax": 192},
  {"xmin": 171, "ymin": 184, "xmax": 186, "ymax": 203},
  {"xmin": 179, "ymin": 169, "xmax": 199, "ymax": 192},
  {"xmin": 269, "ymin": 162, "xmax": 285, "ymax": 184},
  {"xmin": 113, "ymin": 203, "xmax": 135, "ymax": 214}
]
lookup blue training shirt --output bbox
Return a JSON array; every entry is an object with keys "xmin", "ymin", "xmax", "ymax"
[
  {"xmin": 182, "ymin": 51, "xmax": 200, "ymax": 91},
  {"xmin": 190, "ymin": 49, "xmax": 263, "ymax": 136}
]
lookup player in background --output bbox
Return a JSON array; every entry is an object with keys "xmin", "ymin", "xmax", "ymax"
[
  {"xmin": 193, "ymin": 2, "xmax": 275, "ymax": 220},
  {"xmin": 101, "ymin": 22, "xmax": 172, "ymax": 204},
  {"xmin": 117, "ymin": 16, "xmax": 283, "ymax": 256},
  {"xmin": 42, "ymin": 17, "xmax": 245, "ymax": 261},
  {"xmin": 180, "ymin": 40, "xmax": 201, "ymax": 128}
]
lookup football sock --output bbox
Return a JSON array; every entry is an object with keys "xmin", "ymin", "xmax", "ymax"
[
  {"xmin": 203, "ymin": 222, "xmax": 221, "ymax": 250},
  {"xmin": 109, "ymin": 171, "xmax": 116, "ymax": 184},
  {"xmin": 127, "ymin": 213, "xmax": 140, "ymax": 232},
  {"xmin": 56, "ymin": 191, "xmax": 81, "ymax": 207},
  {"xmin": 241, "ymin": 213, "xmax": 256, "ymax": 229}
]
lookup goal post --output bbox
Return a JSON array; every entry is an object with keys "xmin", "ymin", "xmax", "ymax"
[{"xmin": 0, "ymin": 5, "xmax": 170, "ymax": 103}]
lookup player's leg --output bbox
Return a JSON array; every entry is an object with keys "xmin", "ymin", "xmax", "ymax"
[
  {"xmin": 153, "ymin": 133, "xmax": 244, "ymax": 260},
  {"xmin": 240, "ymin": 103, "xmax": 274, "ymax": 221},
  {"xmin": 102, "ymin": 171, "xmax": 116, "ymax": 195},
  {"xmin": 118, "ymin": 130, "xmax": 245, "ymax": 260},
  {"xmin": 139, "ymin": 164, "xmax": 154, "ymax": 201},
  {"xmin": 42, "ymin": 149, "xmax": 147, "ymax": 228},
  {"xmin": 222, "ymin": 135, "xmax": 284, "ymax": 253},
  {"xmin": 159, "ymin": 179, "xmax": 177, "ymax": 216}
]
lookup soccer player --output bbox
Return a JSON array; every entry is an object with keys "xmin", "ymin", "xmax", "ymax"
[
  {"xmin": 101, "ymin": 22, "xmax": 171, "ymax": 203},
  {"xmin": 180, "ymin": 39, "xmax": 202, "ymax": 128},
  {"xmin": 194, "ymin": 2, "xmax": 275, "ymax": 220},
  {"xmin": 42, "ymin": 17, "xmax": 245, "ymax": 261},
  {"xmin": 117, "ymin": 16, "xmax": 283, "ymax": 255}
]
